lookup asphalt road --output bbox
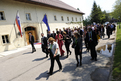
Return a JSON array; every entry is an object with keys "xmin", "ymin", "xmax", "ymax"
[{"xmin": 0, "ymin": 32, "xmax": 116, "ymax": 81}]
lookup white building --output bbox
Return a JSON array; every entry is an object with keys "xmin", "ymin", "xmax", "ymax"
[{"xmin": 0, "ymin": 0, "xmax": 84, "ymax": 52}]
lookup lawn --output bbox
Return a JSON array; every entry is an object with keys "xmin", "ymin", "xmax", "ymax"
[{"xmin": 112, "ymin": 24, "xmax": 121, "ymax": 80}]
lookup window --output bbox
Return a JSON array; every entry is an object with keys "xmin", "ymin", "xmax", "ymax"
[
  {"xmin": 76, "ymin": 17, "xmax": 77, "ymax": 21},
  {"xmin": 26, "ymin": 13, "xmax": 31, "ymax": 20},
  {"xmin": 2, "ymin": 35, "xmax": 10, "ymax": 44},
  {"xmin": 0, "ymin": 11, "xmax": 5, "ymax": 20},
  {"xmin": 67, "ymin": 17, "xmax": 69, "ymax": 21},
  {"xmin": 80, "ymin": 18, "xmax": 81, "ymax": 21},
  {"xmin": 61, "ymin": 16, "xmax": 64, "ymax": 21},
  {"xmin": 72, "ymin": 17, "xmax": 74, "ymax": 21},
  {"xmin": 54, "ymin": 16, "xmax": 57, "ymax": 21}
]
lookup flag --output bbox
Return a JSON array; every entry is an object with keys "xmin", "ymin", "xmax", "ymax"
[
  {"xmin": 15, "ymin": 11, "xmax": 22, "ymax": 37},
  {"xmin": 42, "ymin": 14, "xmax": 50, "ymax": 31}
]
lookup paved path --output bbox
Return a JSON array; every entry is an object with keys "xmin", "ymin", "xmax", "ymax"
[{"xmin": 0, "ymin": 32, "xmax": 116, "ymax": 81}]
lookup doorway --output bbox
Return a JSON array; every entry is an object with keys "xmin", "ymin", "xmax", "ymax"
[{"xmin": 25, "ymin": 27, "xmax": 37, "ymax": 45}]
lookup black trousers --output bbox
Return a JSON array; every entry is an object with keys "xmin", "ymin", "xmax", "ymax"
[
  {"xmin": 30, "ymin": 42, "xmax": 36, "ymax": 52},
  {"xmin": 49, "ymin": 53, "xmax": 62, "ymax": 74},
  {"xmin": 88, "ymin": 42, "xmax": 97, "ymax": 59},
  {"xmin": 75, "ymin": 53, "xmax": 82, "ymax": 64},
  {"xmin": 84, "ymin": 38, "xmax": 89, "ymax": 51},
  {"xmin": 42, "ymin": 45, "xmax": 48, "ymax": 56},
  {"xmin": 107, "ymin": 31, "xmax": 110, "ymax": 39},
  {"xmin": 65, "ymin": 43, "xmax": 71, "ymax": 56}
]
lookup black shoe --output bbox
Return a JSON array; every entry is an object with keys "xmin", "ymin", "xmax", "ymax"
[
  {"xmin": 76, "ymin": 63, "xmax": 79, "ymax": 67},
  {"xmin": 66, "ymin": 55, "xmax": 68, "ymax": 58},
  {"xmin": 90, "ymin": 58, "xmax": 94, "ymax": 60},
  {"xmin": 70, "ymin": 51, "xmax": 72, "ymax": 55},
  {"xmin": 47, "ymin": 72, "xmax": 52, "ymax": 75},
  {"xmin": 46, "ymin": 55, "xmax": 48, "ymax": 58},
  {"xmin": 95, "ymin": 58, "xmax": 97, "ymax": 61},
  {"xmin": 59, "ymin": 68, "xmax": 62, "ymax": 71},
  {"xmin": 80, "ymin": 63, "xmax": 82, "ymax": 66},
  {"xmin": 32, "ymin": 51, "xmax": 34, "ymax": 53}
]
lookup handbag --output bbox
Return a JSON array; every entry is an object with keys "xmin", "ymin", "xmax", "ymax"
[{"xmin": 72, "ymin": 42, "xmax": 76, "ymax": 48}]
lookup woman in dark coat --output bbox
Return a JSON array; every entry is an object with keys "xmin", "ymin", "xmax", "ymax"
[
  {"xmin": 63, "ymin": 32, "xmax": 72, "ymax": 58},
  {"xmin": 106, "ymin": 24, "xmax": 111, "ymax": 39},
  {"xmin": 72, "ymin": 32, "xmax": 82, "ymax": 67}
]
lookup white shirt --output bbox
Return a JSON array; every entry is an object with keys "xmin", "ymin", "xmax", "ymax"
[{"xmin": 49, "ymin": 42, "xmax": 60, "ymax": 56}]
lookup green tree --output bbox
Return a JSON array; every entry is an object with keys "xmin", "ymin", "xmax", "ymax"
[
  {"xmin": 83, "ymin": 16, "xmax": 91, "ymax": 26},
  {"xmin": 90, "ymin": 1, "xmax": 106, "ymax": 24},
  {"xmin": 90, "ymin": 1, "xmax": 99, "ymax": 23},
  {"xmin": 112, "ymin": 0, "xmax": 121, "ymax": 19}
]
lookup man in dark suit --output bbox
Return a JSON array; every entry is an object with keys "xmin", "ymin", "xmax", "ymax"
[
  {"xmin": 51, "ymin": 31, "xmax": 56, "ymax": 39},
  {"xmin": 47, "ymin": 31, "xmax": 52, "ymax": 39},
  {"xmin": 29, "ymin": 32, "xmax": 36, "ymax": 53},
  {"xmin": 106, "ymin": 24, "xmax": 111, "ymax": 39},
  {"xmin": 86, "ymin": 27, "xmax": 98, "ymax": 61},
  {"xmin": 66, "ymin": 29, "xmax": 71, "ymax": 37},
  {"xmin": 41, "ymin": 33, "xmax": 48, "ymax": 58},
  {"xmin": 59, "ymin": 29, "xmax": 63, "ymax": 35}
]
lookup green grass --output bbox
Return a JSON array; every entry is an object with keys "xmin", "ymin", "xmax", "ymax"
[{"xmin": 112, "ymin": 25, "xmax": 121, "ymax": 80}]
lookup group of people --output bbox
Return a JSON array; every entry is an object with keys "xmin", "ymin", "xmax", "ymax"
[{"xmin": 28, "ymin": 23, "xmax": 116, "ymax": 75}]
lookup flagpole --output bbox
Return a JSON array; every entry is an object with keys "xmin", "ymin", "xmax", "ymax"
[
  {"xmin": 40, "ymin": 21, "xmax": 43, "ymax": 33},
  {"xmin": 41, "ymin": 14, "xmax": 46, "ymax": 34},
  {"xmin": 14, "ymin": 10, "xmax": 19, "ymax": 38}
]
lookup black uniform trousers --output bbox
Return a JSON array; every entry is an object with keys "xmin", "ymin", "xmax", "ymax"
[
  {"xmin": 30, "ymin": 41, "xmax": 36, "ymax": 52},
  {"xmin": 65, "ymin": 43, "xmax": 71, "ymax": 56},
  {"xmin": 49, "ymin": 50, "xmax": 62, "ymax": 74},
  {"xmin": 42, "ymin": 45, "xmax": 48, "ymax": 56},
  {"xmin": 88, "ymin": 41, "xmax": 97, "ymax": 60}
]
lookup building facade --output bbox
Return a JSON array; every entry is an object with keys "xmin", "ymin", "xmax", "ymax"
[{"xmin": 0, "ymin": 0, "xmax": 84, "ymax": 52}]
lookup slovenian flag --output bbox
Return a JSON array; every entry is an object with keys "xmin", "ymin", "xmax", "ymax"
[{"xmin": 16, "ymin": 11, "xmax": 22, "ymax": 37}]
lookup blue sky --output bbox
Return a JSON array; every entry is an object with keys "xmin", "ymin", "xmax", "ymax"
[{"xmin": 60, "ymin": 0, "xmax": 116, "ymax": 19}]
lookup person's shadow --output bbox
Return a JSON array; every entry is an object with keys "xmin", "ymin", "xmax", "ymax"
[
  {"xmin": 23, "ymin": 52, "xmax": 32, "ymax": 55},
  {"xmin": 32, "ymin": 57, "xmax": 48, "ymax": 62},
  {"xmin": 35, "ymin": 70, "xmax": 60, "ymax": 80},
  {"xmin": 36, "ymin": 71, "xmax": 49, "ymax": 80}
]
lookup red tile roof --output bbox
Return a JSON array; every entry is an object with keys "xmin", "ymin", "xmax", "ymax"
[{"xmin": 16, "ymin": 0, "xmax": 84, "ymax": 14}]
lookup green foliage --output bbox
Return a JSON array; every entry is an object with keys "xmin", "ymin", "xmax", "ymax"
[
  {"xmin": 112, "ymin": 25, "xmax": 121, "ymax": 80},
  {"xmin": 84, "ymin": 1, "xmax": 110, "ymax": 26},
  {"xmin": 83, "ymin": 16, "xmax": 91, "ymax": 26},
  {"xmin": 112, "ymin": 0, "xmax": 121, "ymax": 19},
  {"xmin": 90, "ymin": 1, "xmax": 109, "ymax": 24}
]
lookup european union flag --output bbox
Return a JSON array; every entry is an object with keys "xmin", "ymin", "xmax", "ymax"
[{"xmin": 42, "ymin": 14, "xmax": 50, "ymax": 31}]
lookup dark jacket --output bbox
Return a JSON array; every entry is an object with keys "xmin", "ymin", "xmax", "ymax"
[
  {"xmin": 41, "ymin": 37, "xmax": 48, "ymax": 48},
  {"xmin": 29, "ymin": 35, "xmax": 34, "ymax": 43},
  {"xmin": 86, "ymin": 31, "xmax": 98, "ymax": 46},
  {"xmin": 100, "ymin": 27, "xmax": 105, "ymax": 32},
  {"xmin": 51, "ymin": 33, "xmax": 56, "ymax": 39},
  {"xmin": 73, "ymin": 37, "xmax": 82, "ymax": 55},
  {"xmin": 66, "ymin": 30, "xmax": 71, "ymax": 37},
  {"xmin": 47, "ymin": 34, "xmax": 52, "ymax": 39},
  {"xmin": 106, "ymin": 26, "xmax": 111, "ymax": 35},
  {"xmin": 63, "ymin": 35, "xmax": 72, "ymax": 44}
]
